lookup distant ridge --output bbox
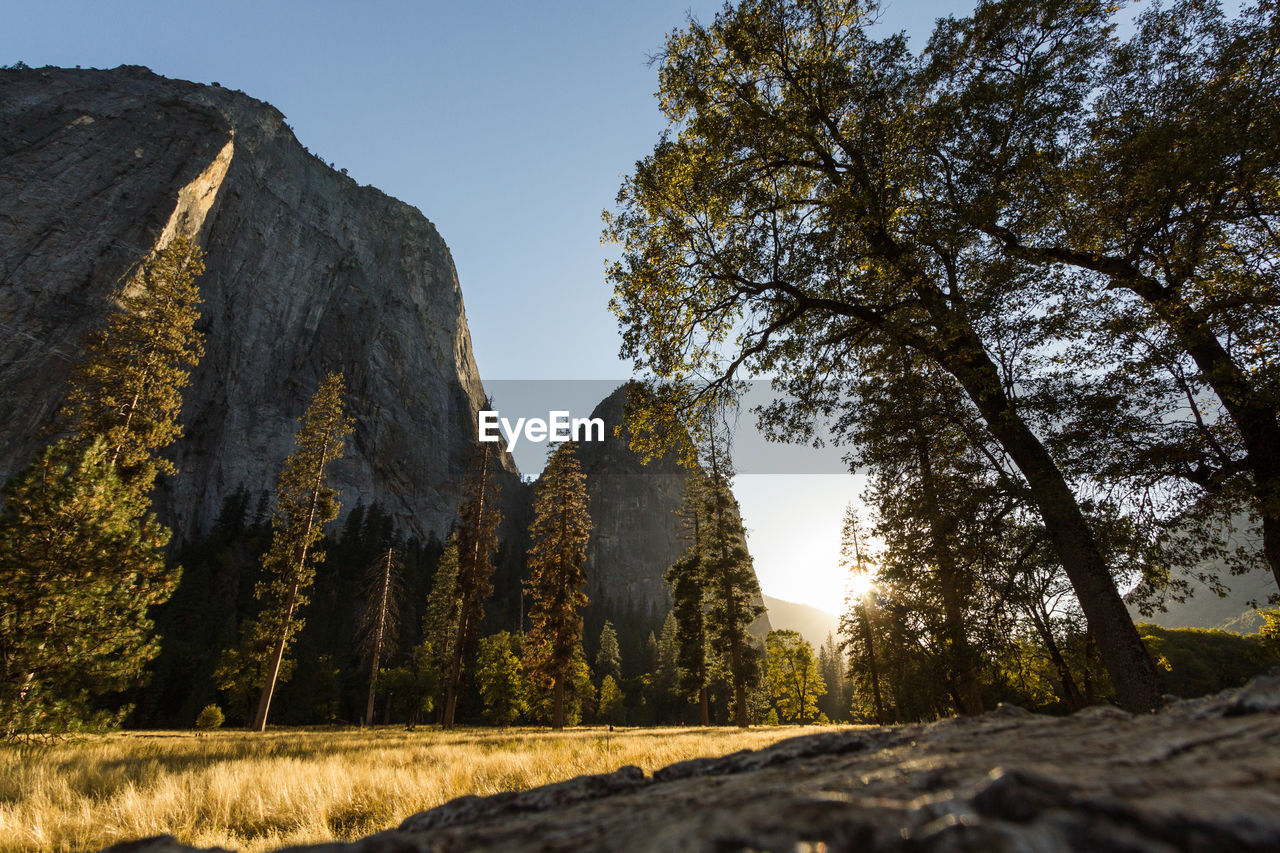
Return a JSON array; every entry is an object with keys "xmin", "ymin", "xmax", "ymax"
[{"xmin": 762, "ymin": 595, "xmax": 839, "ymax": 647}]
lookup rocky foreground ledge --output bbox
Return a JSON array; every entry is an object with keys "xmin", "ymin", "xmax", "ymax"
[{"xmin": 108, "ymin": 676, "xmax": 1280, "ymax": 853}]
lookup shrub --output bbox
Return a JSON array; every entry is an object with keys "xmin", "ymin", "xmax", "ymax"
[{"xmin": 195, "ymin": 704, "xmax": 224, "ymax": 730}]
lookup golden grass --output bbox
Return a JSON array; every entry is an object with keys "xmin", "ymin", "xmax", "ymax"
[{"xmin": 0, "ymin": 725, "xmax": 826, "ymax": 852}]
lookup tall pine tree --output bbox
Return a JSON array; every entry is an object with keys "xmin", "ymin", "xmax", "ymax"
[
  {"xmin": 0, "ymin": 236, "xmax": 205, "ymax": 737},
  {"xmin": 665, "ymin": 476, "xmax": 711, "ymax": 724},
  {"xmin": 699, "ymin": 424, "xmax": 764, "ymax": 728},
  {"xmin": 441, "ymin": 441, "xmax": 502, "ymax": 728},
  {"xmin": 249, "ymin": 372, "xmax": 352, "ymax": 732},
  {"xmin": 524, "ymin": 443, "xmax": 592, "ymax": 729}
]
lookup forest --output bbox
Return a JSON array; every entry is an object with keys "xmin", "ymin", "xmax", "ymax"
[{"xmin": 3, "ymin": 0, "xmax": 1280, "ymax": 740}]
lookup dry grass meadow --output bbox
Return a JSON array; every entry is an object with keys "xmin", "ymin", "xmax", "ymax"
[{"xmin": 0, "ymin": 724, "xmax": 828, "ymax": 852}]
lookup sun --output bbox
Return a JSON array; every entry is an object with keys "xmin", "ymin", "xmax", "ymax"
[{"xmin": 842, "ymin": 570, "xmax": 877, "ymax": 603}]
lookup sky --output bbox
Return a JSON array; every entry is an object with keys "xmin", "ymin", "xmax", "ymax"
[{"xmin": 2, "ymin": 0, "xmax": 981, "ymax": 613}]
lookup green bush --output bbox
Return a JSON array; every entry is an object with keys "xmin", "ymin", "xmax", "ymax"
[{"xmin": 195, "ymin": 704, "xmax": 224, "ymax": 730}]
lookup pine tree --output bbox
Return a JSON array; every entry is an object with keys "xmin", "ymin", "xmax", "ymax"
[
  {"xmin": 665, "ymin": 476, "xmax": 711, "ymax": 724},
  {"xmin": 595, "ymin": 621, "xmax": 622, "ymax": 685},
  {"xmin": 0, "ymin": 440, "xmax": 172, "ymax": 736},
  {"xmin": 441, "ymin": 442, "xmax": 502, "ymax": 728},
  {"xmin": 699, "ymin": 449, "xmax": 764, "ymax": 728},
  {"xmin": 0, "ymin": 237, "xmax": 205, "ymax": 737},
  {"xmin": 838, "ymin": 505, "xmax": 886, "ymax": 724},
  {"xmin": 60, "ymin": 235, "xmax": 206, "ymax": 495},
  {"xmin": 249, "ymin": 372, "xmax": 353, "ymax": 732},
  {"xmin": 816, "ymin": 633, "xmax": 847, "ymax": 723},
  {"xmin": 423, "ymin": 535, "xmax": 461, "ymax": 715},
  {"xmin": 357, "ymin": 546, "xmax": 403, "ymax": 726},
  {"xmin": 475, "ymin": 631, "xmax": 527, "ymax": 726},
  {"xmin": 524, "ymin": 443, "xmax": 592, "ymax": 729},
  {"xmin": 598, "ymin": 675, "xmax": 625, "ymax": 725}
]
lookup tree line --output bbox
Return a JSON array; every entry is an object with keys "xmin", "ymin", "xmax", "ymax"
[{"xmin": 0, "ymin": 235, "xmax": 599, "ymax": 735}]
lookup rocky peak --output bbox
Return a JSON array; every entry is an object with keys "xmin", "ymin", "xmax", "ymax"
[{"xmin": 0, "ymin": 65, "xmax": 515, "ymax": 541}]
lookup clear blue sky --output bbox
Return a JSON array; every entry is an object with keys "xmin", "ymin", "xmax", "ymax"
[{"xmin": 0, "ymin": 0, "xmax": 988, "ymax": 612}]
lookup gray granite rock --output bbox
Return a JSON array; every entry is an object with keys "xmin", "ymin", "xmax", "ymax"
[
  {"xmin": 0, "ymin": 65, "xmax": 517, "ymax": 542},
  {"xmin": 574, "ymin": 384, "xmax": 771, "ymax": 626}
]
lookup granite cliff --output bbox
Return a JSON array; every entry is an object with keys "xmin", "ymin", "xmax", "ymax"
[
  {"xmin": 0, "ymin": 68, "xmax": 768, "ymax": 649},
  {"xmin": 575, "ymin": 385, "xmax": 770, "ymax": 637},
  {"xmin": 0, "ymin": 64, "xmax": 514, "ymax": 541}
]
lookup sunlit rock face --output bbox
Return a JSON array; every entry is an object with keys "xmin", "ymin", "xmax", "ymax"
[
  {"xmin": 572, "ymin": 384, "xmax": 770, "ymax": 635},
  {"xmin": 0, "ymin": 65, "xmax": 515, "ymax": 540}
]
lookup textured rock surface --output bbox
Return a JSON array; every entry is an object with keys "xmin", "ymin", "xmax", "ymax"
[
  {"xmin": 575, "ymin": 384, "xmax": 769, "ymax": 634},
  {"xmin": 0, "ymin": 65, "xmax": 514, "ymax": 540},
  {"xmin": 106, "ymin": 675, "xmax": 1280, "ymax": 852}
]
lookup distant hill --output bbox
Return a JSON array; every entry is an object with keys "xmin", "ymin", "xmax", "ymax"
[
  {"xmin": 1124, "ymin": 514, "xmax": 1276, "ymax": 633},
  {"xmin": 762, "ymin": 596, "xmax": 840, "ymax": 647},
  {"xmin": 1130, "ymin": 567, "xmax": 1276, "ymax": 634}
]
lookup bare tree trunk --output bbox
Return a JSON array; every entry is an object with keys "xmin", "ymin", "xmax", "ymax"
[
  {"xmin": 252, "ymin": 459, "xmax": 326, "ymax": 732},
  {"xmin": 364, "ymin": 548, "xmax": 393, "ymax": 726},
  {"xmin": 931, "ymin": 316, "xmax": 1161, "ymax": 713},
  {"xmin": 252, "ymin": 582, "xmax": 298, "ymax": 732}
]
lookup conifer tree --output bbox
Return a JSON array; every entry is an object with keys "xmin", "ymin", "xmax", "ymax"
[
  {"xmin": 665, "ymin": 551, "xmax": 708, "ymax": 714},
  {"xmin": 0, "ymin": 440, "xmax": 172, "ymax": 736},
  {"xmin": 595, "ymin": 621, "xmax": 622, "ymax": 685},
  {"xmin": 699, "ymin": 436, "xmax": 764, "ymax": 728},
  {"xmin": 423, "ymin": 535, "xmax": 461, "ymax": 713},
  {"xmin": 0, "ymin": 237, "xmax": 205, "ymax": 737},
  {"xmin": 475, "ymin": 631, "xmax": 527, "ymax": 726},
  {"xmin": 598, "ymin": 675, "xmax": 625, "ymax": 725},
  {"xmin": 60, "ymin": 235, "xmax": 206, "ymax": 495},
  {"xmin": 441, "ymin": 442, "xmax": 502, "ymax": 728},
  {"xmin": 524, "ymin": 443, "xmax": 592, "ymax": 729},
  {"xmin": 838, "ymin": 505, "xmax": 886, "ymax": 724},
  {"xmin": 816, "ymin": 633, "xmax": 847, "ymax": 723},
  {"xmin": 357, "ymin": 545, "xmax": 403, "ymax": 726},
  {"xmin": 250, "ymin": 372, "xmax": 352, "ymax": 732}
]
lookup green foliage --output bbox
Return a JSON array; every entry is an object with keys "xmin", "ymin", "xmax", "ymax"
[
  {"xmin": 60, "ymin": 235, "xmax": 206, "ymax": 496},
  {"xmin": 526, "ymin": 643, "xmax": 595, "ymax": 727},
  {"xmin": 442, "ymin": 441, "xmax": 503, "ymax": 726},
  {"xmin": 598, "ymin": 675, "xmax": 625, "ymax": 726},
  {"xmin": 595, "ymin": 621, "xmax": 622, "ymax": 685},
  {"xmin": 475, "ymin": 632, "xmax": 527, "ymax": 726},
  {"xmin": 815, "ymin": 633, "xmax": 849, "ymax": 723},
  {"xmin": 764, "ymin": 630, "xmax": 826, "ymax": 724},
  {"xmin": 700, "ymin": 472, "xmax": 765, "ymax": 726},
  {"xmin": 1263, "ymin": 609, "xmax": 1280, "ymax": 656},
  {"xmin": 380, "ymin": 641, "xmax": 439, "ymax": 728},
  {"xmin": 524, "ymin": 443, "xmax": 592, "ymax": 728},
  {"xmin": 213, "ymin": 617, "xmax": 295, "ymax": 725},
  {"xmin": 603, "ymin": 0, "xmax": 1279, "ymax": 715},
  {"xmin": 423, "ymin": 536, "xmax": 461, "ymax": 689},
  {"xmin": 0, "ymin": 440, "xmax": 172, "ymax": 736},
  {"xmin": 1137, "ymin": 623, "xmax": 1279, "ymax": 699},
  {"xmin": 247, "ymin": 372, "xmax": 353, "ymax": 730},
  {"xmin": 195, "ymin": 704, "xmax": 224, "ymax": 730},
  {"xmin": 0, "ymin": 236, "xmax": 205, "ymax": 738}
]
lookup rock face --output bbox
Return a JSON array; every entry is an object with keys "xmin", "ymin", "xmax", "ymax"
[
  {"xmin": 0, "ymin": 65, "xmax": 514, "ymax": 540},
  {"xmin": 106, "ymin": 674, "xmax": 1280, "ymax": 852},
  {"xmin": 574, "ymin": 385, "xmax": 769, "ymax": 635}
]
